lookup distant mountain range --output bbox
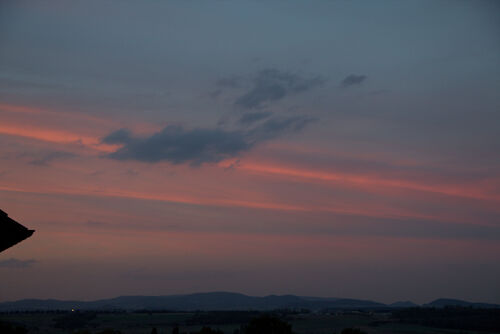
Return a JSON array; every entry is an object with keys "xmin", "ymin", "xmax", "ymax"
[
  {"xmin": 0, "ymin": 292, "xmax": 498, "ymax": 311},
  {"xmin": 388, "ymin": 301, "xmax": 419, "ymax": 308},
  {"xmin": 423, "ymin": 298, "xmax": 500, "ymax": 309}
]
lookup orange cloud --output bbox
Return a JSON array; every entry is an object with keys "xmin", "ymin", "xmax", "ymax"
[
  {"xmin": 0, "ymin": 103, "xmax": 160, "ymax": 134},
  {"xmin": 0, "ymin": 123, "xmax": 117, "ymax": 152},
  {"xmin": 0, "ymin": 103, "xmax": 161, "ymax": 152},
  {"xmin": 0, "ymin": 103, "xmax": 106, "ymax": 121},
  {"xmin": 232, "ymin": 161, "xmax": 500, "ymax": 203},
  {"xmin": 0, "ymin": 179, "xmax": 467, "ymax": 225}
]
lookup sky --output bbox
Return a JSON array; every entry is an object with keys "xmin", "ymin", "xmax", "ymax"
[{"xmin": 0, "ymin": 0, "xmax": 499, "ymax": 305}]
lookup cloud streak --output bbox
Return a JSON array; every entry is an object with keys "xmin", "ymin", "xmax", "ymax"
[
  {"xmin": 29, "ymin": 151, "xmax": 75, "ymax": 166},
  {"xmin": 235, "ymin": 69, "xmax": 324, "ymax": 109},
  {"xmin": 238, "ymin": 111, "xmax": 273, "ymax": 125},
  {"xmin": 0, "ymin": 258, "xmax": 37, "ymax": 269},
  {"xmin": 340, "ymin": 74, "xmax": 367, "ymax": 88},
  {"xmin": 0, "ymin": 122, "xmax": 116, "ymax": 153},
  {"xmin": 237, "ymin": 162, "xmax": 500, "ymax": 203}
]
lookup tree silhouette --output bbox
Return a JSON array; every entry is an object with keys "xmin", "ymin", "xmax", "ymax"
[
  {"xmin": 242, "ymin": 315, "xmax": 293, "ymax": 334},
  {"xmin": 97, "ymin": 329, "xmax": 122, "ymax": 334},
  {"xmin": 341, "ymin": 328, "xmax": 367, "ymax": 334},
  {"xmin": 197, "ymin": 327, "xmax": 224, "ymax": 334},
  {"xmin": 0, "ymin": 321, "xmax": 28, "ymax": 334}
]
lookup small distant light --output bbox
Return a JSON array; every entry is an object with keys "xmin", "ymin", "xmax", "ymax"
[{"xmin": 71, "ymin": 309, "xmax": 75, "ymax": 312}]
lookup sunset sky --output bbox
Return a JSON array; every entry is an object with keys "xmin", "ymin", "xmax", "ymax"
[{"xmin": 1, "ymin": 0, "xmax": 499, "ymax": 304}]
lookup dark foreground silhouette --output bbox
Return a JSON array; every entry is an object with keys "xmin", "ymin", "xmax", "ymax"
[
  {"xmin": 1, "ymin": 315, "xmax": 371, "ymax": 334},
  {"xmin": 0, "ymin": 209, "xmax": 34, "ymax": 253},
  {"xmin": 1, "ymin": 308, "xmax": 499, "ymax": 334}
]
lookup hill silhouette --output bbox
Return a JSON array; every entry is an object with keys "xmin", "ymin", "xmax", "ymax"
[
  {"xmin": 0, "ymin": 292, "xmax": 386, "ymax": 311},
  {"xmin": 424, "ymin": 298, "xmax": 500, "ymax": 308}
]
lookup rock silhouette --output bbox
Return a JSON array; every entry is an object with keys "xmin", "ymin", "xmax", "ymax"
[{"xmin": 0, "ymin": 209, "xmax": 34, "ymax": 253}]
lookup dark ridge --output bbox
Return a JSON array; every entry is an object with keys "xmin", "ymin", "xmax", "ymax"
[
  {"xmin": 4, "ymin": 294, "xmax": 498, "ymax": 312},
  {"xmin": 424, "ymin": 298, "xmax": 500, "ymax": 309},
  {"xmin": 389, "ymin": 301, "xmax": 419, "ymax": 308},
  {"xmin": 0, "ymin": 292, "xmax": 390, "ymax": 312}
]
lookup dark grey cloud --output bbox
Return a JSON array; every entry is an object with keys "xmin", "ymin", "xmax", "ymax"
[
  {"xmin": 103, "ymin": 115, "xmax": 314, "ymax": 165},
  {"xmin": 235, "ymin": 69, "xmax": 324, "ymax": 109},
  {"xmin": 102, "ymin": 129, "xmax": 133, "ymax": 145},
  {"xmin": 104, "ymin": 126, "xmax": 249, "ymax": 165},
  {"xmin": 0, "ymin": 258, "xmax": 37, "ymax": 269},
  {"xmin": 340, "ymin": 74, "xmax": 367, "ymax": 88}
]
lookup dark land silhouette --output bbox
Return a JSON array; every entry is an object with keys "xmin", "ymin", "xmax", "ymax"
[
  {"xmin": 1, "ymin": 308, "xmax": 500, "ymax": 334},
  {"xmin": 1, "ymin": 292, "xmax": 499, "ymax": 312}
]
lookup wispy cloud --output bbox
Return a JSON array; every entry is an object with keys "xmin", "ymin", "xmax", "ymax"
[
  {"xmin": 235, "ymin": 69, "xmax": 324, "ymax": 108},
  {"xmin": 0, "ymin": 122, "xmax": 116, "ymax": 152},
  {"xmin": 340, "ymin": 74, "xmax": 367, "ymax": 88},
  {"xmin": 238, "ymin": 111, "xmax": 273, "ymax": 125},
  {"xmin": 29, "ymin": 151, "xmax": 75, "ymax": 166},
  {"xmin": 0, "ymin": 258, "xmax": 37, "ymax": 269},
  {"xmin": 216, "ymin": 76, "xmax": 242, "ymax": 89}
]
